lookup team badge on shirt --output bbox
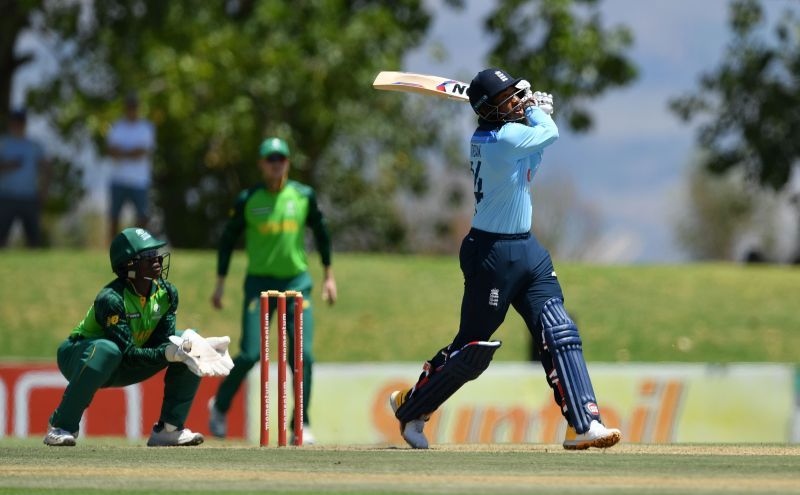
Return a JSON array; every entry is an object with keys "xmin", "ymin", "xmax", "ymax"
[{"xmin": 489, "ymin": 288, "xmax": 499, "ymax": 307}]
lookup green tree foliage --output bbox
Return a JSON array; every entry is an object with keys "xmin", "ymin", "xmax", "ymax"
[
  {"xmin": 0, "ymin": 1, "xmax": 86, "ymax": 240},
  {"xmin": 7, "ymin": 0, "xmax": 642, "ymax": 249},
  {"xmin": 0, "ymin": 0, "xmax": 36, "ymax": 121},
  {"xmin": 484, "ymin": 0, "xmax": 637, "ymax": 132},
  {"xmin": 24, "ymin": 1, "xmax": 453, "ymax": 249},
  {"xmin": 671, "ymin": 0, "xmax": 800, "ymax": 192}
]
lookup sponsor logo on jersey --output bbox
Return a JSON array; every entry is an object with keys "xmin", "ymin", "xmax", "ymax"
[
  {"xmin": 127, "ymin": 312, "xmax": 141, "ymax": 320},
  {"xmin": 257, "ymin": 219, "xmax": 299, "ymax": 234}
]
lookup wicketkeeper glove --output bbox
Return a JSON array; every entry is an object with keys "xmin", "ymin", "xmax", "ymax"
[
  {"xmin": 533, "ymin": 91, "xmax": 554, "ymax": 115},
  {"xmin": 205, "ymin": 336, "xmax": 234, "ymax": 372},
  {"xmin": 165, "ymin": 329, "xmax": 235, "ymax": 377}
]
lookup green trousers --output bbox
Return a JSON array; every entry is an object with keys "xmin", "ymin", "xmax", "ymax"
[
  {"xmin": 213, "ymin": 271, "xmax": 315, "ymax": 425},
  {"xmin": 49, "ymin": 337, "xmax": 200, "ymax": 433}
]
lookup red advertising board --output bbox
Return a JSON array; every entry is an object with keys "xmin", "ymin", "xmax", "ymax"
[{"xmin": 0, "ymin": 363, "xmax": 246, "ymax": 440}]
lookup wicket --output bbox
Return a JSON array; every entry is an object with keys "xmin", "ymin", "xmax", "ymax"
[{"xmin": 259, "ymin": 290, "xmax": 304, "ymax": 447}]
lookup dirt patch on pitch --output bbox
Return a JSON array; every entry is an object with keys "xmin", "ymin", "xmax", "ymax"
[
  {"xmin": 4, "ymin": 465, "xmax": 799, "ymax": 493},
  {"xmin": 316, "ymin": 442, "xmax": 800, "ymax": 456},
  {"xmin": 4, "ymin": 444, "xmax": 799, "ymax": 494}
]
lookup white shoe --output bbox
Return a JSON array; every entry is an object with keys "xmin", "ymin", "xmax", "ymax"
[
  {"xmin": 389, "ymin": 390, "xmax": 429, "ymax": 449},
  {"xmin": 147, "ymin": 423, "xmax": 204, "ymax": 447},
  {"xmin": 208, "ymin": 398, "xmax": 227, "ymax": 438},
  {"xmin": 43, "ymin": 425, "xmax": 76, "ymax": 446},
  {"xmin": 290, "ymin": 426, "xmax": 316, "ymax": 445},
  {"xmin": 563, "ymin": 420, "xmax": 621, "ymax": 450}
]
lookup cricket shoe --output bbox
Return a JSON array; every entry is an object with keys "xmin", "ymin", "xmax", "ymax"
[
  {"xmin": 290, "ymin": 426, "xmax": 316, "ymax": 446},
  {"xmin": 147, "ymin": 423, "xmax": 204, "ymax": 447},
  {"xmin": 43, "ymin": 425, "xmax": 77, "ymax": 446},
  {"xmin": 563, "ymin": 420, "xmax": 621, "ymax": 450},
  {"xmin": 208, "ymin": 398, "xmax": 227, "ymax": 438},
  {"xmin": 389, "ymin": 389, "xmax": 429, "ymax": 449}
]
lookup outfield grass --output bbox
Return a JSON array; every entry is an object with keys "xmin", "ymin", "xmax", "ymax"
[
  {"xmin": 1, "ymin": 249, "xmax": 799, "ymax": 362},
  {"xmin": 1, "ymin": 440, "xmax": 798, "ymax": 494}
]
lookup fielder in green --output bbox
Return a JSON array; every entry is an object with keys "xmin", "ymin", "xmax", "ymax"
[
  {"xmin": 210, "ymin": 137, "xmax": 336, "ymax": 444},
  {"xmin": 44, "ymin": 227, "xmax": 233, "ymax": 447}
]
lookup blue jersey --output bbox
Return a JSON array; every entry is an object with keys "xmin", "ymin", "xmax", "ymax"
[
  {"xmin": 469, "ymin": 106, "xmax": 558, "ymax": 234},
  {"xmin": 0, "ymin": 135, "xmax": 44, "ymax": 199}
]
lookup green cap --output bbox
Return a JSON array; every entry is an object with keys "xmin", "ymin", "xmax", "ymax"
[
  {"xmin": 109, "ymin": 227, "xmax": 167, "ymax": 270},
  {"xmin": 259, "ymin": 137, "xmax": 290, "ymax": 158}
]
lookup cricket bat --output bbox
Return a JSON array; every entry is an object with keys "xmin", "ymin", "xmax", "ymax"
[{"xmin": 372, "ymin": 71, "xmax": 470, "ymax": 102}]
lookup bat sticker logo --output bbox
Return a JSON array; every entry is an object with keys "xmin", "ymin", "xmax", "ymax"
[{"xmin": 436, "ymin": 80, "xmax": 469, "ymax": 97}]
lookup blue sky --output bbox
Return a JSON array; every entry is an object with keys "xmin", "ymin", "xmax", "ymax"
[{"xmin": 405, "ymin": 0, "xmax": 797, "ymax": 262}]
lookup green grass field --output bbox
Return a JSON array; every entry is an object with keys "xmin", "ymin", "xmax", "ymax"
[
  {"xmin": 1, "ymin": 439, "xmax": 799, "ymax": 495},
  {"xmin": 1, "ymin": 249, "xmax": 798, "ymax": 363},
  {"xmin": 2, "ymin": 251, "xmax": 799, "ymax": 494}
]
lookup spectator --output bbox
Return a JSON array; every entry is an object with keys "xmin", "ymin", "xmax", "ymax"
[
  {"xmin": 107, "ymin": 93, "xmax": 155, "ymax": 242},
  {"xmin": 0, "ymin": 109, "xmax": 50, "ymax": 247}
]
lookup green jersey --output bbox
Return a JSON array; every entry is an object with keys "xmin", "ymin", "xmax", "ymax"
[
  {"xmin": 217, "ymin": 180, "xmax": 331, "ymax": 278},
  {"xmin": 70, "ymin": 278, "xmax": 178, "ymax": 365}
]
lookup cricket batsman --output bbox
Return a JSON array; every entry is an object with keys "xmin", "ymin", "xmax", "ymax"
[
  {"xmin": 44, "ymin": 227, "xmax": 234, "ymax": 446},
  {"xmin": 389, "ymin": 68, "xmax": 621, "ymax": 450}
]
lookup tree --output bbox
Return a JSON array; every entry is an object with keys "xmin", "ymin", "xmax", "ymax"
[
  {"xmin": 670, "ymin": 0, "xmax": 800, "ymax": 259},
  {"xmin": 9, "ymin": 0, "xmax": 641, "ymax": 250},
  {"xmin": 485, "ymin": 0, "xmax": 638, "ymax": 132},
  {"xmin": 0, "ymin": 1, "xmax": 86, "ymax": 246},
  {"xmin": 24, "ymin": 1, "xmax": 451, "ymax": 249},
  {"xmin": 0, "ymin": 0, "xmax": 35, "ymax": 122}
]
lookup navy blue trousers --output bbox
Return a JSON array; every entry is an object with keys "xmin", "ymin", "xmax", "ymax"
[
  {"xmin": 452, "ymin": 228, "xmax": 563, "ymax": 349},
  {"xmin": 406, "ymin": 229, "xmax": 580, "ymax": 425},
  {"xmin": 404, "ymin": 228, "xmax": 575, "ymax": 422}
]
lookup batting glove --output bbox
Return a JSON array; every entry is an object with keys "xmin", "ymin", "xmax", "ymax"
[
  {"xmin": 165, "ymin": 329, "xmax": 234, "ymax": 377},
  {"xmin": 533, "ymin": 91, "xmax": 554, "ymax": 115},
  {"xmin": 517, "ymin": 80, "xmax": 535, "ymax": 107}
]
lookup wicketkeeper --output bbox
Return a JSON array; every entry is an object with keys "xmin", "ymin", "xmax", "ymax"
[
  {"xmin": 389, "ymin": 68, "xmax": 621, "ymax": 450},
  {"xmin": 44, "ymin": 227, "xmax": 234, "ymax": 446}
]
